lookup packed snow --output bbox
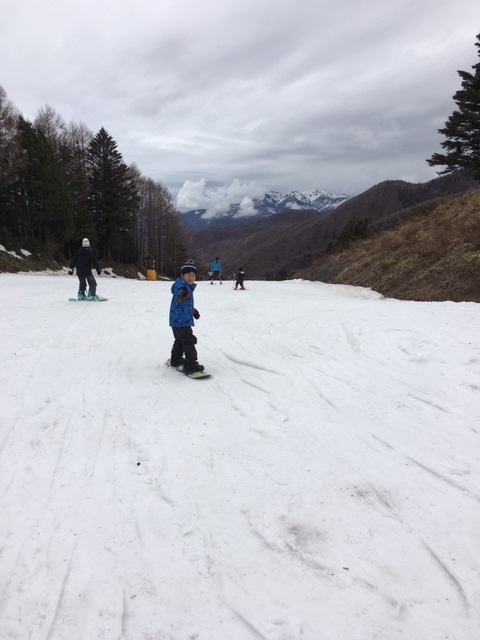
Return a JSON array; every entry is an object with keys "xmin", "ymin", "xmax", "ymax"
[{"xmin": 1, "ymin": 273, "xmax": 479, "ymax": 640}]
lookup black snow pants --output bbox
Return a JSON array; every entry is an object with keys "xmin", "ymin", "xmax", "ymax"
[
  {"xmin": 171, "ymin": 327, "xmax": 198, "ymax": 367},
  {"xmin": 78, "ymin": 274, "xmax": 97, "ymax": 295}
]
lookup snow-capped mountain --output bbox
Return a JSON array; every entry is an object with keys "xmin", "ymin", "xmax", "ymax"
[
  {"xmin": 253, "ymin": 189, "xmax": 351, "ymax": 215},
  {"xmin": 179, "ymin": 189, "xmax": 352, "ymax": 232}
]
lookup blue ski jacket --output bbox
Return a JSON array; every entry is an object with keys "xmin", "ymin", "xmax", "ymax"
[
  {"xmin": 210, "ymin": 260, "xmax": 221, "ymax": 273},
  {"xmin": 169, "ymin": 277, "xmax": 196, "ymax": 327}
]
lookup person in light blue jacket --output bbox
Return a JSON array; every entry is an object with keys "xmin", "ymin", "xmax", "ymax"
[
  {"xmin": 169, "ymin": 260, "xmax": 204, "ymax": 374},
  {"xmin": 210, "ymin": 257, "xmax": 222, "ymax": 284}
]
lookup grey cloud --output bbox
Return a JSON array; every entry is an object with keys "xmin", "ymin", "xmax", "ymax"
[{"xmin": 1, "ymin": 0, "xmax": 478, "ymax": 200}]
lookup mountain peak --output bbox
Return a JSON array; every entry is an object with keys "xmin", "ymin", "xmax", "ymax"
[{"xmin": 180, "ymin": 188, "xmax": 352, "ymax": 232}]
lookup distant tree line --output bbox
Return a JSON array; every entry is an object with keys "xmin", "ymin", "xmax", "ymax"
[{"xmin": 0, "ymin": 88, "xmax": 188, "ymax": 276}]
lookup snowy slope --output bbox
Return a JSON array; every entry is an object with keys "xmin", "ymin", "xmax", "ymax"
[{"xmin": 1, "ymin": 273, "xmax": 479, "ymax": 640}]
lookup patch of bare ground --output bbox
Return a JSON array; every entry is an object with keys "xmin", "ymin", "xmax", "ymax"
[{"xmin": 297, "ymin": 188, "xmax": 480, "ymax": 302}]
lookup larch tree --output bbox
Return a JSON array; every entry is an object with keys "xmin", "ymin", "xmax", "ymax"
[
  {"xmin": 60, "ymin": 121, "xmax": 96, "ymax": 255},
  {"xmin": 134, "ymin": 172, "xmax": 189, "ymax": 277}
]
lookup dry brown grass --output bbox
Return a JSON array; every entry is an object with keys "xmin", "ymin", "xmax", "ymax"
[{"xmin": 298, "ymin": 188, "xmax": 480, "ymax": 302}]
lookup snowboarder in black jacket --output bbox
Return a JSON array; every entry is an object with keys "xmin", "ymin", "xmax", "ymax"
[
  {"xmin": 234, "ymin": 268, "xmax": 246, "ymax": 290},
  {"xmin": 69, "ymin": 238, "xmax": 101, "ymax": 300}
]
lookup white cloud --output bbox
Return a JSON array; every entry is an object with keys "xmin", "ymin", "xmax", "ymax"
[
  {"xmin": 235, "ymin": 196, "xmax": 257, "ymax": 218},
  {"xmin": 176, "ymin": 179, "xmax": 264, "ymax": 216},
  {"xmin": 175, "ymin": 179, "xmax": 209, "ymax": 211}
]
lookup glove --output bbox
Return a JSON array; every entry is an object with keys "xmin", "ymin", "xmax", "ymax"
[
  {"xmin": 68, "ymin": 269, "xmax": 73, "ymax": 275},
  {"xmin": 178, "ymin": 288, "xmax": 190, "ymax": 301},
  {"xmin": 193, "ymin": 308, "xmax": 200, "ymax": 320}
]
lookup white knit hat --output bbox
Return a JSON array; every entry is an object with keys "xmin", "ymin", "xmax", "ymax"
[{"xmin": 82, "ymin": 238, "xmax": 90, "ymax": 247}]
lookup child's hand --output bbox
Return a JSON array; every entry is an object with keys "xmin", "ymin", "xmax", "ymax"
[{"xmin": 193, "ymin": 308, "xmax": 200, "ymax": 319}]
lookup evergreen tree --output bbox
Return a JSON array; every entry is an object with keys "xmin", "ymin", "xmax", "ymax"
[
  {"xmin": 14, "ymin": 117, "xmax": 75, "ymax": 252},
  {"xmin": 86, "ymin": 127, "xmax": 139, "ymax": 261},
  {"xmin": 329, "ymin": 218, "xmax": 377, "ymax": 252},
  {"xmin": 427, "ymin": 34, "xmax": 480, "ymax": 179}
]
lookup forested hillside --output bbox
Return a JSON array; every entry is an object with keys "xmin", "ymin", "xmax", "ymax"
[{"xmin": 0, "ymin": 88, "xmax": 188, "ymax": 277}]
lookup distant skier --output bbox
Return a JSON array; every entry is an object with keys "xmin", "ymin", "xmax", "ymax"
[
  {"xmin": 169, "ymin": 259, "xmax": 205, "ymax": 375},
  {"xmin": 68, "ymin": 238, "xmax": 101, "ymax": 300},
  {"xmin": 234, "ymin": 268, "xmax": 246, "ymax": 290},
  {"xmin": 210, "ymin": 257, "xmax": 222, "ymax": 284}
]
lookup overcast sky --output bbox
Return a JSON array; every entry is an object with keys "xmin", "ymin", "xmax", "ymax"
[{"xmin": 1, "ymin": 0, "xmax": 479, "ymax": 211}]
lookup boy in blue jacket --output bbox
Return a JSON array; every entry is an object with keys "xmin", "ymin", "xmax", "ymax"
[{"xmin": 169, "ymin": 260, "xmax": 204, "ymax": 374}]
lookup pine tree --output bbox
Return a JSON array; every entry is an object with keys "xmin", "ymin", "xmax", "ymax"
[
  {"xmin": 15, "ymin": 117, "xmax": 75, "ymax": 252},
  {"xmin": 0, "ymin": 86, "xmax": 22, "ymax": 244},
  {"xmin": 86, "ymin": 127, "xmax": 139, "ymax": 260},
  {"xmin": 329, "ymin": 218, "xmax": 377, "ymax": 252},
  {"xmin": 427, "ymin": 34, "xmax": 480, "ymax": 179}
]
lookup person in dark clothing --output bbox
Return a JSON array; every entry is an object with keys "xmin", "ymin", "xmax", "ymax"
[
  {"xmin": 169, "ymin": 259, "xmax": 204, "ymax": 374},
  {"xmin": 69, "ymin": 238, "xmax": 101, "ymax": 300},
  {"xmin": 234, "ymin": 268, "xmax": 246, "ymax": 290}
]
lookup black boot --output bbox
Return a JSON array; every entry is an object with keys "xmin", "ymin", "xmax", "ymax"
[{"xmin": 184, "ymin": 361, "xmax": 204, "ymax": 374}]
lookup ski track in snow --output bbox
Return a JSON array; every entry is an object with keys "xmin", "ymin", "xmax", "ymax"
[{"xmin": 0, "ymin": 273, "xmax": 480, "ymax": 640}]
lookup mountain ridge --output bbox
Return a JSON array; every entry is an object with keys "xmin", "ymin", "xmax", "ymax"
[
  {"xmin": 190, "ymin": 170, "xmax": 478, "ymax": 279},
  {"xmin": 179, "ymin": 188, "xmax": 351, "ymax": 232}
]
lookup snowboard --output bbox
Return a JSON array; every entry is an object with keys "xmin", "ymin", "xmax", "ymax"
[
  {"xmin": 165, "ymin": 359, "xmax": 211, "ymax": 379},
  {"xmin": 68, "ymin": 296, "xmax": 108, "ymax": 302}
]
